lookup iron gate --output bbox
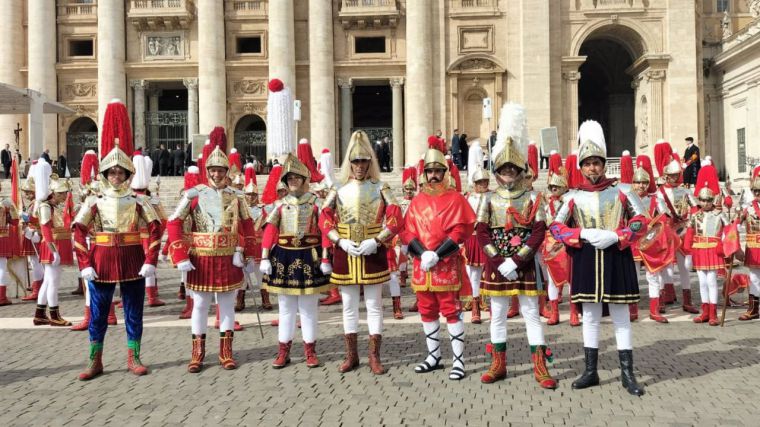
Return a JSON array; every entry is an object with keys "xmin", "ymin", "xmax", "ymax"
[
  {"xmin": 66, "ymin": 132, "xmax": 98, "ymax": 177},
  {"xmin": 234, "ymin": 131, "xmax": 267, "ymax": 170},
  {"xmin": 145, "ymin": 111, "xmax": 188, "ymax": 151}
]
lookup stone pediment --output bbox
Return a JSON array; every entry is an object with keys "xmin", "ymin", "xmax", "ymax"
[{"xmin": 448, "ymin": 55, "xmax": 505, "ymax": 74}]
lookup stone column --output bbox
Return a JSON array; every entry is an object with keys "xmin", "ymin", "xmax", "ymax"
[
  {"xmin": 0, "ymin": 0, "xmax": 25, "ymax": 156},
  {"xmin": 390, "ymin": 77, "xmax": 405, "ymax": 170},
  {"xmin": 268, "ymin": 0, "xmax": 296, "ymax": 90},
  {"xmin": 562, "ymin": 70, "xmax": 582, "ymax": 152},
  {"xmin": 647, "ymin": 69, "xmax": 666, "ymax": 141},
  {"xmin": 130, "ymin": 80, "xmax": 148, "ymax": 149},
  {"xmin": 405, "ymin": 1, "xmax": 433, "ymax": 163},
  {"xmin": 28, "ymin": 0, "xmax": 58, "ymax": 157},
  {"xmin": 183, "ymin": 78, "xmax": 199, "ymax": 142},
  {"xmin": 97, "ymin": 0, "xmax": 127, "ymax": 137},
  {"xmin": 338, "ymin": 79, "xmax": 353, "ymax": 157},
  {"xmin": 197, "ymin": 0, "xmax": 227, "ymax": 135},
  {"xmin": 148, "ymin": 89, "xmax": 162, "ymax": 149},
  {"xmin": 308, "ymin": 0, "xmax": 336, "ymax": 155}
]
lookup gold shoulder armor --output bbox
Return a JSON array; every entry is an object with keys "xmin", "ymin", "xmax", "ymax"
[
  {"xmin": 380, "ymin": 182, "xmax": 399, "ymax": 207},
  {"xmin": 237, "ymin": 194, "xmax": 251, "ymax": 220},
  {"xmin": 73, "ymin": 196, "xmax": 97, "ymax": 226},
  {"xmin": 37, "ymin": 202, "xmax": 53, "ymax": 225},
  {"xmin": 476, "ymin": 192, "xmax": 491, "ymax": 224},
  {"xmin": 321, "ymin": 187, "xmax": 338, "ymax": 211},
  {"xmin": 264, "ymin": 200, "xmax": 282, "ymax": 227},
  {"xmin": 137, "ymin": 196, "xmax": 160, "ymax": 224},
  {"xmin": 532, "ymin": 192, "xmax": 546, "ymax": 223}
]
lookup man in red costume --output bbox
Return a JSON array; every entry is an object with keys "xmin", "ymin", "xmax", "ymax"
[{"xmin": 401, "ymin": 137, "xmax": 476, "ymax": 381}]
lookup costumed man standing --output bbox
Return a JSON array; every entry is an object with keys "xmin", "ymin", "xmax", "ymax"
[
  {"xmin": 398, "ymin": 166, "xmax": 417, "ymax": 308},
  {"xmin": 736, "ymin": 166, "xmax": 760, "ymax": 321},
  {"xmin": 682, "ymin": 137, "xmax": 700, "ymax": 188},
  {"xmin": 463, "ymin": 159, "xmax": 490, "ymax": 324},
  {"xmin": 401, "ymin": 137, "xmax": 476, "ymax": 381},
  {"xmin": 32, "ymin": 175, "xmax": 75, "ymax": 326},
  {"xmin": 176, "ymin": 165, "xmax": 200, "ymax": 319},
  {"xmin": 656, "ymin": 151, "xmax": 700, "ymax": 313},
  {"xmin": 0, "ymin": 176, "xmax": 21, "ymax": 306},
  {"xmin": 320, "ymin": 130, "xmax": 404, "ymax": 375},
  {"xmin": 476, "ymin": 104, "xmax": 556, "ymax": 388},
  {"xmin": 243, "ymin": 163, "xmax": 272, "ymax": 310},
  {"xmin": 550, "ymin": 120, "xmax": 647, "ymax": 396},
  {"xmin": 259, "ymin": 78, "xmax": 331, "ymax": 369},
  {"xmin": 131, "ymin": 150, "xmax": 166, "ymax": 307},
  {"xmin": 541, "ymin": 161, "xmax": 576, "ymax": 326},
  {"xmin": 73, "ymin": 100, "xmax": 161, "ymax": 380},
  {"xmin": 19, "ymin": 177, "xmax": 45, "ymax": 302},
  {"xmin": 167, "ymin": 141, "xmax": 257, "ymax": 373}
]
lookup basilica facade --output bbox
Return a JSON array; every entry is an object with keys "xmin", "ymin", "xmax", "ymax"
[{"xmin": 0, "ymin": 0, "xmax": 757, "ymax": 180}]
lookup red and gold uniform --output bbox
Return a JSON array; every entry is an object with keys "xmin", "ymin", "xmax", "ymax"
[
  {"xmin": 737, "ymin": 169, "xmax": 760, "ymax": 320},
  {"xmin": 0, "ymin": 191, "xmax": 20, "ymax": 306},
  {"xmin": 401, "ymin": 136, "xmax": 475, "ymax": 381}
]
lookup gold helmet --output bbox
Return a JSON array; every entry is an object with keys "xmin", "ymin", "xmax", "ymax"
[
  {"xmin": 423, "ymin": 135, "xmax": 448, "ymax": 171},
  {"xmin": 280, "ymin": 152, "xmax": 310, "ymax": 182},
  {"xmin": 547, "ymin": 166, "xmax": 569, "ymax": 188},
  {"xmin": 663, "ymin": 158, "xmax": 682, "ymax": 176},
  {"xmin": 493, "ymin": 103, "xmax": 528, "ymax": 172},
  {"xmin": 100, "ymin": 139, "xmax": 135, "ymax": 175},
  {"xmin": 205, "ymin": 146, "xmax": 230, "ymax": 170},
  {"xmin": 21, "ymin": 177, "xmax": 35, "ymax": 192},
  {"xmin": 577, "ymin": 120, "xmax": 607, "ymax": 166},
  {"xmin": 470, "ymin": 166, "xmax": 490, "ymax": 183},
  {"xmin": 632, "ymin": 166, "xmax": 651, "ymax": 183},
  {"xmin": 347, "ymin": 130, "xmax": 374, "ymax": 161},
  {"xmin": 231, "ymin": 173, "xmax": 244, "ymax": 186},
  {"xmin": 50, "ymin": 175, "xmax": 72, "ymax": 193}
]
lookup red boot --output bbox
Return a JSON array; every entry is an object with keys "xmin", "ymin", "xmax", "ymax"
[
  {"xmin": 272, "ymin": 341, "xmax": 292, "ymax": 368},
  {"xmin": 507, "ymin": 295, "xmax": 520, "ymax": 318},
  {"xmin": 78, "ymin": 342, "xmax": 104, "ymax": 381},
  {"xmin": 532, "ymin": 345, "xmax": 557, "ymax": 389},
  {"xmin": 547, "ymin": 300, "xmax": 560, "ymax": 326},
  {"xmin": 146, "ymin": 287, "xmax": 165, "ymax": 307},
  {"xmin": 629, "ymin": 303, "xmax": 639, "ymax": 322},
  {"xmin": 693, "ymin": 303, "xmax": 710, "ymax": 323},
  {"xmin": 368, "ymin": 335, "xmax": 385, "ymax": 375},
  {"xmin": 649, "ymin": 298, "xmax": 668, "ymax": 323},
  {"xmin": 177, "ymin": 283, "xmax": 186, "ymax": 300},
  {"xmin": 71, "ymin": 306, "xmax": 91, "ymax": 331},
  {"xmin": 319, "ymin": 288, "xmax": 341, "ymax": 305},
  {"xmin": 179, "ymin": 296, "xmax": 194, "ymax": 319},
  {"xmin": 187, "ymin": 334, "xmax": 206, "ymax": 373},
  {"xmin": 22, "ymin": 280, "xmax": 42, "ymax": 302},
  {"xmin": 708, "ymin": 303, "xmax": 720, "ymax": 326},
  {"xmin": 569, "ymin": 303, "xmax": 581, "ymax": 327},
  {"xmin": 304, "ymin": 342, "xmax": 320, "ymax": 368},
  {"xmin": 235, "ymin": 289, "xmax": 245, "ymax": 312},
  {"xmin": 127, "ymin": 340, "xmax": 149, "ymax": 376},
  {"xmin": 682, "ymin": 289, "xmax": 700, "ymax": 314},
  {"xmin": 392, "ymin": 296, "xmax": 404, "ymax": 320},
  {"xmin": 539, "ymin": 295, "xmax": 549, "ymax": 319},
  {"xmin": 260, "ymin": 289, "xmax": 273, "ymax": 310},
  {"xmin": 0, "ymin": 286, "xmax": 13, "ymax": 306},
  {"xmin": 662, "ymin": 283, "xmax": 676, "ymax": 304},
  {"xmin": 471, "ymin": 296, "xmax": 482, "ymax": 324},
  {"xmin": 219, "ymin": 330, "xmax": 237, "ymax": 370},
  {"xmin": 107, "ymin": 302, "xmax": 118, "ymax": 325},
  {"xmin": 480, "ymin": 344, "xmax": 507, "ymax": 383}
]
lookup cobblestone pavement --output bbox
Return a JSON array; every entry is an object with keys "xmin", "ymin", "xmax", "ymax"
[{"xmin": 1, "ymin": 264, "xmax": 758, "ymax": 426}]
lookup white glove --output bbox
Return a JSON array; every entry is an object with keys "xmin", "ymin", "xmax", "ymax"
[
  {"xmin": 31, "ymin": 232, "xmax": 41, "ymax": 244},
  {"xmin": 684, "ymin": 255, "xmax": 693, "ymax": 271},
  {"xmin": 420, "ymin": 251, "xmax": 440, "ymax": 272},
  {"xmin": 177, "ymin": 260, "xmax": 195, "ymax": 272},
  {"xmin": 681, "ymin": 162, "xmax": 688, "ymax": 169},
  {"xmin": 320, "ymin": 262, "xmax": 333, "ymax": 275},
  {"xmin": 138, "ymin": 264, "xmax": 156, "ymax": 278},
  {"xmin": 259, "ymin": 259, "xmax": 273, "ymax": 275},
  {"xmin": 581, "ymin": 228, "xmax": 620, "ymax": 250},
  {"xmin": 497, "ymin": 258, "xmax": 518, "ymax": 279},
  {"xmin": 24, "ymin": 228, "xmax": 34, "ymax": 240},
  {"xmin": 358, "ymin": 238, "xmax": 379, "ymax": 256},
  {"xmin": 51, "ymin": 252, "xmax": 61, "ymax": 267},
  {"xmin": 243, "ymin": 259, "xmax": 256, "ymax": 274},
  {"xmin": 401, "ymin": 245, "xmax": 409, "ymax": 255},
  {"xmin": 232, "ymin": 251, "xmax": 245, "ymax": 268},
  {"xmin": 81, "ymin": 267, "xmax": 98, "ymax": 281},
  {"xmin": 339, "ymin": 239, "xmax": 362, "ymax": 257}
]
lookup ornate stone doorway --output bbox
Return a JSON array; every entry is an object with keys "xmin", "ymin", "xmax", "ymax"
[
  {"xmin": 234, "ymin": 114, "xmax": 267, "ymax": 170},
  {"xmin": 65, "ymin": 117, "xmax": 98, "ymax": 177}
]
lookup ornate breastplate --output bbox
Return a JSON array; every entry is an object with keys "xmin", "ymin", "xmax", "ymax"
[
  {"xmin": 568, "ymin": 184, "xmax": 636, "ymax": 230},
  {"xmin": 467, "ymin": 192, "xmax": 487, "ymax": 214},
  {"xmin": 483, "ymin": 187, "xmax": 541, "ymax": 229},
  {"xmin": 249, "ymin": 205, "xmax": 266, "ymax": 231},
  {"xmin": 746, "ymin": 206, "xmax": 760, "ymax": 234},
  {"xmin": 693, "ymin": 210, "xmax": 726, "ymax": 237},
  {"xmin": 661, "ymin": 186, "xmax": 693, "ymax": 218},
  {"xmin": 335, "ymin": 180, "xmax": 385, "ymax": 226},
  {"xmin": 94, "ymin": 195, "xmax": 140, "ymax": 232},
  {"xmin": 278, "ymin": 193, "xmax": 318, "ymax": 236},
  {"xmin": 191, "ymin": 187, "xmax": 240, "ymax": 233}
]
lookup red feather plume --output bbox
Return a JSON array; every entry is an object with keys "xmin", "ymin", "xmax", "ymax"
[{"xmin": 100, "ymin": 101, "xmax": 133, "ymax": 159}]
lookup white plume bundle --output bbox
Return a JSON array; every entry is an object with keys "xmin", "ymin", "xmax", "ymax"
[
  {"xmin": 493, "ymin": 102, "xmax": 528, "ymax": 162},
  {"xmin": 319, "ymin": 149, "xmax": 335, "ymax": 187},
  {"xmin": 576, "ymin": 120, "xmax": 606, "ymax": 167},
  {"xmin": 130, "ymin": 153, "xmax": 152, "ymax": 190},
  {"xmin": 266, "ymin": 82, "xmax": 295, "ymax": 158},
  {"xmin": 467, "ymin": 139, "xmax": 484, "ymax": 185},
  {"xmin": 32, "ymin": 157, "xmax": 52, "ymax": 202}
]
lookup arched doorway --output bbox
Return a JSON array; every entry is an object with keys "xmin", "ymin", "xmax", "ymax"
[
  {"xmin": 578, "ymin": 38, "xmax": 635, "ymax": 157},
  {"xmin": 66, "ymin": 117, "xmax": 98, "ymax": 177},
  {"xmin": 234, "ymin": 114, "xmax": 266, "ymax": 171},
  {"xmin": 463, "ymin": 88, "xmax": 487, "ymax": 143}
]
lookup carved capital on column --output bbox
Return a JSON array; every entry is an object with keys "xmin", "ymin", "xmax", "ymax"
[
  {"xmin": 183, "ymin": 78, "xmax": 199, "ymax": 90},
  {"xmin": 129, "ymin": 79, "xmax": 148, "ymax": 91},
  {"xmin": 337, "ymin": 78, "xmax": 353, "ymax": 89},
  {"xmin": 646, "ymin": 70, "xmax": 666, "ymax": 81},
  {"xmin": 389, "ymin": 77, "xmax": 405, "ymax": 88},
  {"xmin": 562, "ymin": 71, "xmax": 581, "ymax": 81}
]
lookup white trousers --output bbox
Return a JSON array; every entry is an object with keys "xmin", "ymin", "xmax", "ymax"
[
  {"xmin": 645, "ymin": 270, "xmax": 663, "ymax": 298},
  {"xmin": 546, "ymin": 273, "xmax": 561, "ymax": 301},
  {"xmin": 278, "ymin": 294, "xmax": 319, "ymax": 343},
  {"xmin": 662, "ymin": 252, "xmax": 691, "ymax": 290},
  {"xmin": 697, "ymin": 270, "xmax": 719, "ymax": 304},
  {"xmin": 28, "ymin": 255, "xmax": 44, "ymax": 281},
  {"xmin": 0, "ymin": 257, "xmax": 27, "ymax": 289},
  {"xmin": 750, "ymin": 268, "xmax": 760, "ymax": 295},
  {"xmin": 340, "ymin": 284, "xmax": 383, "ymax": 335},
  {"xmin": 489, "ymin": 295, "xmax": 545, "ymax": 346},
  {"xmin": 465, "ymin": 265, "xmax": 483, "ymax": 298},
  {"xmin": 145, "ymin": 275, "xmax": 157, "ymax": 288},
  {"xmin": 37, "ymin": 264, "xmax": 62, "ymax": 306},
  {"xmin": 191, "ymin": 290, "xmax": 236, "ymax": 335},
  {"xmin": 388, "ymin": 272, "xmax": 401, "ymax": 297},
  {"xmin": 581, "ymin": 302, "xmax": 632, "ymax": 350}
]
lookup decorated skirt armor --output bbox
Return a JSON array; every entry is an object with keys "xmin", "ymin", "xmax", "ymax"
[
  {"xmin": 476, "ymin": 186, "xmax": 547, "ymax": 296},
  {"xmin": 73, "ymin": 184, "xmax": 162, "ymax": 283},
  {"xmin": 683, "ymin": 209, "xmax": 730, "ymax": 271},
  {"xmin": 261, "ymin": 192, "xmax": 330, "ymax": 295},
  {"xmin": 540, "ymin": 195, "xmax": 570, "ymax": 287},
  {"xmin": 36, "ymin": 201, "xmax": 74, "ymax": 266},
  {"xmin": 463, "ymin": 191, "xmax": 489, "ymax": 267},
  {"xmin": 550, "ymin": 182, "xmax": 647, "ymax": 304},
  {"xmin": 633, "ymin": 194, "xmax": 678, "ymax": 274},
  {"xmin": 0, "ymin": 198, "xmax": 20, "ymax": 258},
  {"xmin": 320, "ymin": 179, "xmax": 403, "ymax": 286},
  {"xmin": 168, "ymin": 184, "xmax": 256, "ymax": 293}
]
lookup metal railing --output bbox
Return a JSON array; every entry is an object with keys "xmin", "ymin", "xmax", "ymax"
[
  {"xmin": 130, "ymin": 0, "xmax": 192, "ymax": 12},
  {"xmin": 342, "ymin": 0, "xmax": 394, "ymax": 7},
  {"xmin": 225, "ymin": 0, "xmax": 268, "ymax": 18},
  {"xmin": 58, "ymin": 1, "xmax": 97, "ymax": 17}
]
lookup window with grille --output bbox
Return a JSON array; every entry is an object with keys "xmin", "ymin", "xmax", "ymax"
[
  {"xmin": 717, "ymin": 0, "xmax": 729, "ymax": 13},
  {"xmin": 738, "ymin": 128, "xmax": 746, "ymax": 173}
]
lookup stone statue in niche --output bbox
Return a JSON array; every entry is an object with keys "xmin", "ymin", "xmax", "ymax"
[
  {"xmin": 749, "ymin": 0, "xmax": 760, "ymax": 18},
  {"xmin": 722, "ymin": 11, "xmax": 732, "ymax": 39},
  {"xmin": 146, "ymin": 35, "xmax": 182, "ymax": 57}
]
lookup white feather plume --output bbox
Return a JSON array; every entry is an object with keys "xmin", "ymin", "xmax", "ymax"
[
  {"xmin": 576, "ymin": 120, "xmax": 607, "ymax": 167},
  {"xmin": 493, "ymin": 102, "xmax": 528, "ymax": 163},
  {"xmin": 467, "ymin": 139, "xmax": 484, "ymax": 185},
  {"xmin": 32, "ymin": 158, "xmax": 52, "ymax": 202},
  {"xmin": 319, "ymin": 149, "xmax": 335, "ymax": 187},
  {"xmin": 267, "ymin": 85, "xmax": 295, "ymax": 158}
]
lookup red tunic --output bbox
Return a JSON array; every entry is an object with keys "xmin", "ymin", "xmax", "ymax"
[
  {"xmin": 38, "ymin": 202, "xmax": 74, "ymax": 266},
  {"xmin": 0, "ymin": 203, "xmax": 19, "ymax": 258},
  {"xmin": 400, "ymin": 184, "xmax": 476, "ymax": 292}
]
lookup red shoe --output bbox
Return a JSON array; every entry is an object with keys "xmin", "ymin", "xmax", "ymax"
[
  {"xmin": 127, "ymin": 340, "xmax": 149, "ymax": 376},
  {"xmin": 539, "ymin": 295, "xmax": 549, "ymax": 319},
  {"xmin": 22, "ymin": 280, "xmax": 42, "ymax": 302},
  {"xmin": 319, "ymin": 288, "xmax": 341, "ymax": 305},
  {"xmin": 708, "ymin": 303, "xmax": 720, "ymax": 326},
  {"xmin": 270, "ymin": 319, "xmax": 279, "ymax": 326},
  {"xmin": 146, "ymin": 287, "xmax": 166, "ymax": 307},
  {"xmin": 187, "ymin": 334, "xmax": 206, "ymax": 373},
  {"xmin": 648, "ymin": 298, "xmax": 668, "ymax": 323},
  {"xmin": 507, "ymin": 296, "xmax": 520, "ymax": 318},
  {"xmin": 71, "ymin": 306, "xmax": 91, "ymax": 331},
  {"xmin": 392, "ymin": 296, "xmax": 404, "ymax": 320},
  {"xmin": 662, "ymin": 283, "xmax": 676, "ymax": 304},
  {"xmin": 480, "ymin": 345, "xmax": 507, "ymax": 383},
  {"xmin": 179, "ymin": 296, "xmax": 194, "ymax": 319},
  {"xmin": 547, "ymin": 300, "xmax": 560, "ymax": 326},
  {"xmin": 219, "ymin": 330, "xmax": 237, "ymax": 370},
  {"xmin": 368, "ymin": 335, "xmax": 385, "ymax": 375},
  {"xmin": 272, "ymin": 341, "xmax": 292, "ymax": 368},
  {"xmin": 682, "ymin": 289, "xmax": 700, "ymax": 314},
  {"xmin": 471, "ymin": 296, "xmax": 482, "ymax": 324},
  {"xmin": 0, "ymin": 286, "xmax": 13, "ymax": 306},
  {"xmin": 693, "ymin": 303, "xmax": 710, "ymax": 323},
  {"xmin": 629, "ymin": 303, "xmax": 639, "ymax": 322},
  {"xmin": 78, "ymin": 343, "xmax": 104, "ymax": 381},
  {"xmin": 107, "ymin": 303, "xmax": 118, "ymax": 325},
  {"xmin": 532, "ymin": 345, "xmax": 557, "ymax": 389},
  {"xmin": 304, "ymin": 342, "xmax": 320, "ymax": 368},
  {"xmin": 569, "ymin": 303, "xmax": 581, "ymax": 327}
]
